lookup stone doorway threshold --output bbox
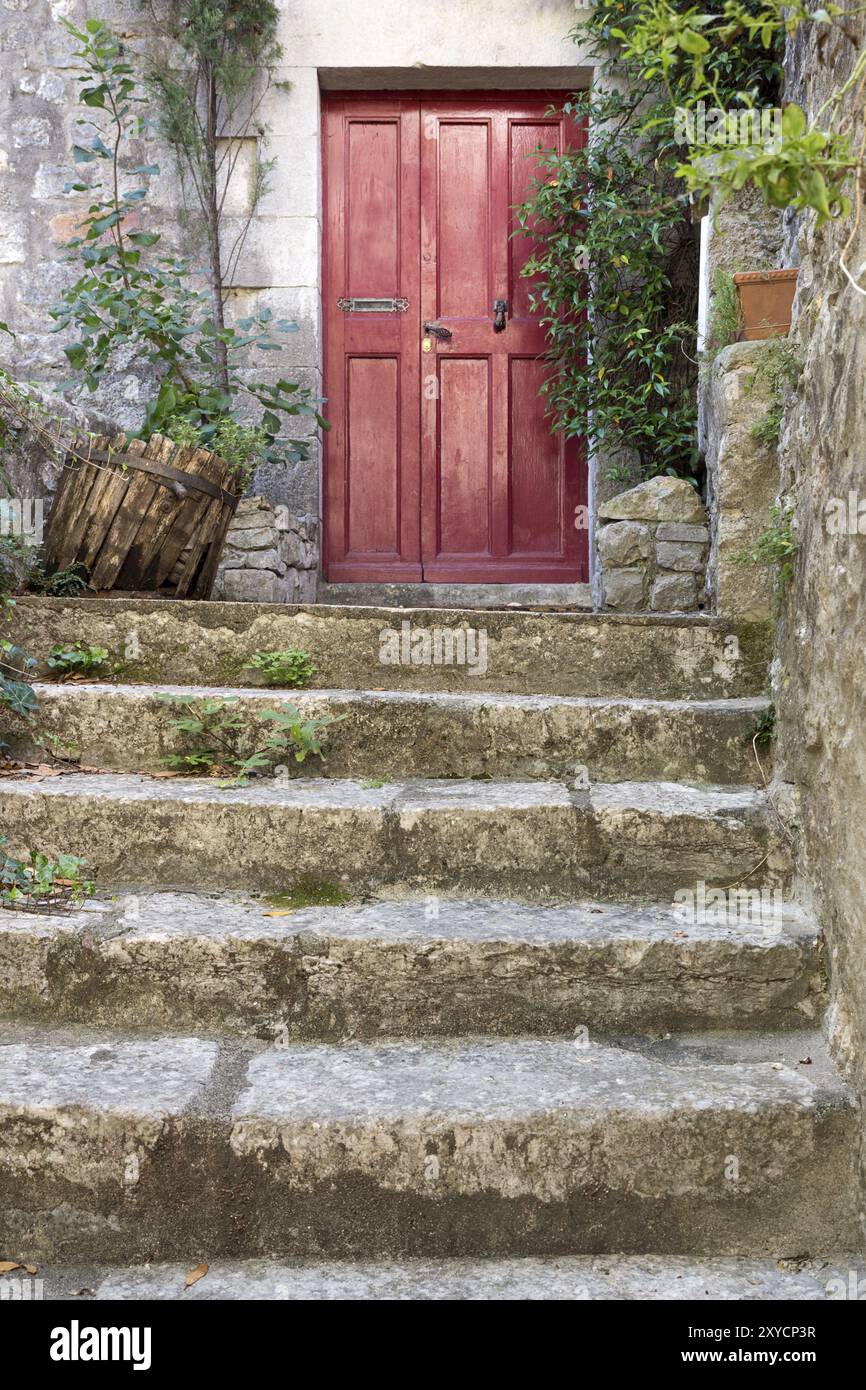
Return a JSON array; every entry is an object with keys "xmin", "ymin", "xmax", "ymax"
[{"xmin": 317, "ymin": 581, "xmax": 593, "ymax": 611}]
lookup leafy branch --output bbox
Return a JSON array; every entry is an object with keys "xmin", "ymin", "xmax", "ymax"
[{"xmin": 47, "ymin": 19, "xmax": 325, "ymax": 485}]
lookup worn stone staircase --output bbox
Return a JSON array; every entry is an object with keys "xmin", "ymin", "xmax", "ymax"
[{"xmin": 0, "ymin": 598, "xmax": 861, "ymax": 1300}]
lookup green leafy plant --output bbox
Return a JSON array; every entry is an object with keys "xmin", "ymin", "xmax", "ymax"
[
  {"xmin": 706, "ymin": 269, "xmax": 743, "ymax": 358},
  {"xmin": 157, "ymin": 694, "xmax": 341, "ymax": 784},
  {"xmin": 0, "ymin": 834, "xmax": 96, "ymax": 914},
  {"xmin": 139, "ymin": 0, "xmax": 283, "ymax": 397},
  {"xmin": 746, "ymin": 338, "xmax": 801, "ymax": 445},
  {"xmin": 243, "ymin": 648, "xmax": 316, "ymax": 688},
  {"xmin": 32, "ymin": 559, "xmax": 92, "ymax": 598},
  {"xmin": 513, "ymin": 2, "xmax": 780, "ymax": 482},
  {"xmin": 737, "ymin": 501, "xmax": 799, "ymax": 587},
  {"xmin": 48, "ymin": 19, "xmax": 325, "ymax": 488},
  {"xmin": 750, "ymin": 702, "xmax": 776, "ymax": 747},
  {"xmin": 164, "ymin": 414, "xmax": 268, "ymax": 494},
  {"xmin": 615, "ymin": 1, "xmax": 864, "ymax": 232},
  {"xmin": 0, "ymin": 595, "xmax": 39, "ymax": 741},
  {"xmin": 45, "ymin": 641, "xmax": 113, "ymax": 681}
]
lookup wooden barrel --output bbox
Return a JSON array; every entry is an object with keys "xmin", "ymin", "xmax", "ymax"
[{"xmin": 41, "ymin": 432, "xmax": 239, "ymax": 599}]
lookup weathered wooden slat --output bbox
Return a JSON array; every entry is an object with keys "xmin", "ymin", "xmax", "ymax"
[
  {"xmin": 191, "ymin": 490, "xmax": 236, "ymax": 598},
  {"xmin": 116, "ymin": 439, "xmax": 200, "ymax": 591},
  {"xmin": 42, "ymin": 434, "xmax": 114, "ymax": 573},
  {"xmin": 70, "ymin": 434, "xmax": 130, "ymax": 569},
  {"xmin": 172, "ymin": 490, "xmax": 224, "ymax": 598},
  {"xmin": 81, "ymin": 437, "xmax": 148, "ymax": 581},
  {"xmin": 89, "ymin": 435, "xmax": 176, "ymax": 591},
  {"xmin": 153, "ymin": 445, "xmax": 235, "ymax": 594}
]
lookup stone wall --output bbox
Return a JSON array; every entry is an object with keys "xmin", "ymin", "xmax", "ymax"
[
  {"xmin": 770, "ymin": 16, "xmax": 866, "ymax": 1215},
  {"xmin": 211, "ymin": 498, "xmax": 317, "ymax": 605},
  {"xmin": 702, "ymin": 341, "xmax": 780, "ymax": 622},
  {"xmin": 597, "ymin": 476, "xmax": 709, "ymax": 612}
]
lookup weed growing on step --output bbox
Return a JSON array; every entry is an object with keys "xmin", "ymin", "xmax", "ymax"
[
  {"xmin": 157, "ymin": 694, "xmax": 341, "ymax": 785},
  {"xmin": 704, "ymin": 270, "xmax": 743, "ymax": 361},
  {"xmin": 1, "ymin": 536, "xmax": 92, "ymax": 598},
  {"xmin": 32, "ymin": 559, "xmax": 92, "ymax": 598},
  {"xmin": 243, "ymin": 648, "xmax": 316, "ymax": 688},
  {"xmin": 0, "ymin": 834, "xmax": 96, "ymax": 914},
  {"xmin": 45, "ymin": 642, "xmax": 119, "ymax": 681},
  {"xmin": 750, "ymin": 704, "xmax": 776, "ymax": 748}
]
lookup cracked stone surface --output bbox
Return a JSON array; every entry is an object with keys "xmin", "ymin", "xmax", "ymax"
[{"xmin": 0, "ymin": 891, "xmax": 823, "ymax": 1036}]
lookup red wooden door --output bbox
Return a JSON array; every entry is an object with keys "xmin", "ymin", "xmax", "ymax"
[{"xmin": 323, "ymin": 94, "xmax": 587, "ymax": 584}]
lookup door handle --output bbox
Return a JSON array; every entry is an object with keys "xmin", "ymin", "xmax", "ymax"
[
  {"xmin": 423, "ymin": 322, "xmax": 452, "ymax": 340},
  {"xmin": 493, "ymin": 299, "xmax": 508, "ymax": 333}
]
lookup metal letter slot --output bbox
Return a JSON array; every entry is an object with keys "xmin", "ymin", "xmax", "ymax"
[{"xmin": 337, "ymin": 297, "xmax": 409, "ymax": 313}]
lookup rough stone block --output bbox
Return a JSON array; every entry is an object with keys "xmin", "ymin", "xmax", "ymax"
[
  {"xmin": 597, "ymin": 520, "xmax": 651, "ymax": 567},
  {"xmin": 651, "ymin": 573, "xmax": 699, "ymax": 612},
  {"xmin": 599, "ymin": 477, "xmax": 707, "ymax": 524},
  {"xmin": 220, "ymin": 569, "xmax": 282, "ymax": 603},
  {"xmin": 242, "ymin": 549, "xmax": 285, "ymax": 572},
  {"xmin": 656, "ymin": 541, "xmax": 707, "ymax": 573},
  {"xmin": 227, "ymin": 527, "xmax": 276, "ymax": 551},
  {"xmin": 656, "ymin": 523, "xmax": 710, "ymax": 543},
  {"xmin": 602, "ymin": 567, "xmax": 647, "ymax": 611}
]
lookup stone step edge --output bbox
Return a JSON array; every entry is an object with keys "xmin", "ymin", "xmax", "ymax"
[
  {"xmin": 0, "ymin": 772, "xmax": 769, "ymax": 811},
  {"xmin": 32, "ymin": 1255, "xmax": 861, "ymax": 1301},
  {"xmin": 29, "ymin": 683, "xmax": 772, "ymax": 712},
  {"xmin": 0, "ymin": 892, "xmax": 822, "ymax": 1037}
]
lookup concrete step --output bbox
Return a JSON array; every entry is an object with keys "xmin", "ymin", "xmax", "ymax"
[
  {"xmin": 36, "ymin": 1255, "xmax": 861, "ymax": 1301},
  {"xmin": 0, "ymin": 893, "xmax": 822, "ymax": 1038},
  {"xmin": 0, "ymin": 774, "xmax": 789, "ymax": 902},
  {"xmin": 15, "ymin": 684, "xmax": 770, "ymax": 785},
  {"xmin": 7, "ymin": 597, "xmax": 771, "ymax": 698},
  {"xmin": 0, "ymin": 1027, "xmax": 857, "ymax": 1262}
]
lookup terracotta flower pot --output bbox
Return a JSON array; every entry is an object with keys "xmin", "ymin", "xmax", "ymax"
[{"xmin": 733, "ymin": 269, "xmax": 799, "ymax": 340}]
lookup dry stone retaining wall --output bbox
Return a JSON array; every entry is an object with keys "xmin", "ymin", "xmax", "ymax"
[{"xmin": 597, "ymin": 477, "xmax": 709, "ymax": 613}]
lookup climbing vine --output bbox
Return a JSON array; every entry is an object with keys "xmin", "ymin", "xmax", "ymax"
[{"xmin": 514, "ymin": 1, "xmax": 782, "ymax": 483}]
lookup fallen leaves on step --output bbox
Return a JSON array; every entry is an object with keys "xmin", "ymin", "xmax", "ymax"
[
  {"xmin": 67, "ymin": 1287, "xmax": 95, "ymax": 1298},
  {"xmin": 185, "ymin": 1262, "xmax": 209, "ymax": 1289},
  {"xmin": 0, "ymin": 1260, "xmax": 38, "ymax": 1275},
  {"xmin": 263, "ymin": 910, "xmax": 295, "ymax": 918}
]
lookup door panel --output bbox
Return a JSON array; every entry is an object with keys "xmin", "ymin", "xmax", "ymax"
[
  {"xmin": 346, "ymin": 356, "xmax": 399, "ymax": 554},
  {"xmin": 438, "ymin": 357, "xmax": 492, "ymax": 555},
  {"xmin": 323, "ymin": 99, "xmax": 421, "ymax": 581},
  {"xmin": 323, "ymin": 93, "xmax": 587, "ymax": 585}
]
